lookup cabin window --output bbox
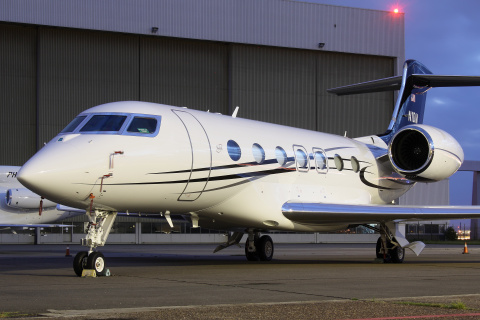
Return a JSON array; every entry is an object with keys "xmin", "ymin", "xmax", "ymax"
[
  {"xmin": 252, "ymin": 143, "xmax": 265, "ymax": 164},
  {"xmin": 313, "ymin": 148, "xmax": 328, "ymax": 173},
  {"xmin": 127, "ymin": 117, "xmax": 158, "ymax": 134},
  {"xmin": 334, "ymin": 154, "xmax": 344, "ymax": 171},
  {"xmin": 227, "ymin": 140, "xmax": 241, "ymax": 161},
  {"xmin": 351, "ymin": 156, "xmax": 360, "ymax": 173},
  {"xmin": 294, "ymin": 146, "xmax": 309, "ymax": 172},
  {"xmin": 296, "ymin": 149, "xmax": 308, "ymax": 169},
  {"xmin": 61, "ymin": 115, "xmax": 87, "ymax": 133},
  {"xmin": 275, "ymin": 146, "xmax": 287, "ymax": 166},
  {"xmin": 80, "ymin": 115, "xmax": 127, "ymax": 132}
]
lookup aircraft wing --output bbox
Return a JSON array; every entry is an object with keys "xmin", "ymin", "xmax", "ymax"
[{"xmin": 282, "ymin": 202, "xmax": 480, "ymax": 225}]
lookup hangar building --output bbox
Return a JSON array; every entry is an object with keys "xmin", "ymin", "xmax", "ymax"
[
  {"xmin": 4, "ymin": 1, "xmax": 451, "ymax": 245},
  {"xmin": 1, "ymin": 0, "xmax": 404, "ymax": 165}
]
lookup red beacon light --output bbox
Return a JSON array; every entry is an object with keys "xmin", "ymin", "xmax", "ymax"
[{"xmin": 393, "ymin": 8, "xmax": 399, "ymax": 13}]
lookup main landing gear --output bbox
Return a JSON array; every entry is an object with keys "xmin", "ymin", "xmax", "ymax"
[
  {"xmin": 214, "ymin": 230, "xmax": 275, "ymax": 261},
  {"xmin": 374, "ymin": 223, "xmax": 405, "ymax": 263},
  {"xmin": 245, "ymin": 231, "xmax": 274, "ymax": 261},
  {"xmin": 73, "ymin": 210, "xmax": 117, "ymax": 277}
]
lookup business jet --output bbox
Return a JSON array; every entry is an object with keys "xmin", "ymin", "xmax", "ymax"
[
  {"xmin": 17, "ymin": 60, "xmax": 480, "ymax": 276},
  {"xmin": 0, "ymin": 166, "xmax": 80, "ymax": 229}
]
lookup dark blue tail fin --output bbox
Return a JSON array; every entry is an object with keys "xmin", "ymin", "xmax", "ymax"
[
  {"xmin": 327, "ymin": 59, "xmax": 480, "ymax": 144},
  {"xmin": 381, "ymin": 60, "xmax": 432, "ymax": 143}
]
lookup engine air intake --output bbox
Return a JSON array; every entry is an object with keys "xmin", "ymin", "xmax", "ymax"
[
  {"xmin": 387, "ymin": 124, "xmax": 463, "ymax": 182},
  {"xmin": 390, "ymin": 129, "xmax": 431, "ymax": 173}
]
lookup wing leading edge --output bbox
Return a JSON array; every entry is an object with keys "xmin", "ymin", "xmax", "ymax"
[{"xmin": 282, "ymin": 202, "xmax": 480, "ymax": 225}]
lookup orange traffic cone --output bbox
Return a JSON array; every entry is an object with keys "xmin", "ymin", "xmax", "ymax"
[
  {"xmin": 65, "ymin": 246, "xmax": 72, "ymax": 257},
  {"xmin": 462, "ymin": 242, "xmax": 469, "ymax": 254}
]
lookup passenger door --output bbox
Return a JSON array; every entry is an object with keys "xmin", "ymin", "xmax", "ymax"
[{"xmin": 172, "ymin": 110, "xmax": 212, "ymax": 201}]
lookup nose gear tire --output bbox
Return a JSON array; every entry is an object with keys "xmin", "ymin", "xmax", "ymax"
[
  {"xmin": 73, "ymin": 251, "xmax": 88, "ymax": 277},
  {"xmin": 87, "ymin": 251, "xmax": 107, "ymax": 276}
]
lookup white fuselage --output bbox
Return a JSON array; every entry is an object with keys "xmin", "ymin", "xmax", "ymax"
[{"xmin": 18, "ymin": 102, "xmax": 414, "ymax": 232}]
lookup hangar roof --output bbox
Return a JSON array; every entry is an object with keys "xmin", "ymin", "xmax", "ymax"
[{"xmin": 1, "ymin": 0, "xmax": 404, "ymax": 58}]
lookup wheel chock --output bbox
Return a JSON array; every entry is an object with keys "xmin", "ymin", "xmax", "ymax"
[
  {"xmin": 81, "ymin": 269, "xmax": 97, "ymax": 277},
  {"xmin": 372, "ymin": 258, "xmax": 384, "ymax": 263}
]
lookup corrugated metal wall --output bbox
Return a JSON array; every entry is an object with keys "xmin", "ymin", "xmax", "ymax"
[
  {"xmin": 231, "ymin": 45, "xmax": 317, "ymax": 130},
  {"xmin": 0, "ymin": 0, "xmax": 404, "ymax": 62},
  {"xmin": 37, "ymin": 28, "xmax": 140, "ymax": 144},
  {"xmin": 399, "ymin": 180, "xmax": 449, "ymax": 206},
  {"xmin": 140, "ymin": 37, "xmax": 228, "ymax": 113},
  {"xmin": 0, "ymin": 24, "xmax": 37, "ymax": 164},
  {"xmin": 231, "ymin": 46, "xmax": 394, "ymax": 136},
  {"xmin": 317, "ymin": 53, "xmax": 394, "ymax": 137},
  {"xmin": 0, "ymin": 23, "xmax": 395, "ymax": 165}
]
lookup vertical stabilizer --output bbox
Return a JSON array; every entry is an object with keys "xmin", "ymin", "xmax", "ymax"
[
  {"xmin": 381, "ymin": 60, "xmax": 432, "ymax": 143},
  {"xmin": 327, "ymin": 60, "xmax": 480, "ymax": 143}
]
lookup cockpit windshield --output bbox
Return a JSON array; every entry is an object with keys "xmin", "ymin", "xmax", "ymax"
[
  {"xmin": 80, "ymin": 115, "xmax": 127, "ymax": 132},
  {"xmin": 61, "ymin": 115, "xmax": 87, "ymax": 133},
  {"xmin": 59, "ymin": 113, "xmax": 161, "ymax": 137}
]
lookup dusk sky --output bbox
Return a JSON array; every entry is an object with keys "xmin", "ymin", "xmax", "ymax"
[{"xmin": 302, "ymin": 1, "xmax": 480, "ymax": 211}]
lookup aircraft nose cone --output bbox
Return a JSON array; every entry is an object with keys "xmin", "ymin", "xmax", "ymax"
[
  {"xmin": 17, "ymin": 156, "xmax": 58, "ymax": 199},
  {"xmin": 17, "ymin": 163, "xmax": 41, "ymax": 192},
  {"xmin": 17, "ymin": 140, "xmax": 98, "ymax": 207}
]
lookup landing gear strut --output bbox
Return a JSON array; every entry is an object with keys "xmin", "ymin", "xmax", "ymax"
[
  {"xmin": 245, "ymin": 231, "xmax": 274, "ymax": 261},
  {"xmin": 374, "ymin": 223, "xmax": 405, "ymax": 263},
  {"xmin": 73, "ymin": 209, "xmax": 117, "ymax": 276}
]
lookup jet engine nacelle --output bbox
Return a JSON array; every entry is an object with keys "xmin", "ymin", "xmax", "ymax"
[
  {"xmin": 388, "ymin": 124, "xmax": 464, "ymax": 182},
  {"xmin": 6, "ymin": 188, "xmax": 57, "ymax": 209}
]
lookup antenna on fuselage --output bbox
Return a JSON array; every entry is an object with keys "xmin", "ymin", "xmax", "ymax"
[{"xmin": 232, "ymin": 106, "xmax": 239, "ymax": 118}]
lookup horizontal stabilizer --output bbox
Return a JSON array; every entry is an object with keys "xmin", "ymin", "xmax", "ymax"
[
  {"xmin": 327, "ymin": 76, "xmax": 402, "ymax": 95},
  {"xmin": 408, "ymin": 74, "xmax": 480, "ymax": 88},
  {"xmin": 328, "ymin": 74, "xmax": 480, "ymax": 96},
  {"xmin": 282, "ymin": 202, "xmax": 480, "ymax": 224}
]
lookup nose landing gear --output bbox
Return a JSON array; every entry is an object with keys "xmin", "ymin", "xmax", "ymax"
[
  {"xmin": 73, "ymin": 210, "xmax": 117, "ymax": 277},
  {"xmin": 73, "ymin": 251, "xmax": 88, "ymax": 277}
]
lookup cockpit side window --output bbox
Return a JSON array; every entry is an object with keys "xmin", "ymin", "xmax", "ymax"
[
  {"xmin": 126, "ymin": 117, "xmax": 157, "ymax": 134},
  {"xmin": 80, "ymin": 115, "xmax": 127, "ymax": 132},
  {"xmin": 61, "ymin": 115, "xmax": 87, "ymax": 133}
]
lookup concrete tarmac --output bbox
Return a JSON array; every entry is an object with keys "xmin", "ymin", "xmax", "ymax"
[{"xmin": 1, "ymin": 243, "xmax": 480, "ymax": 319}]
